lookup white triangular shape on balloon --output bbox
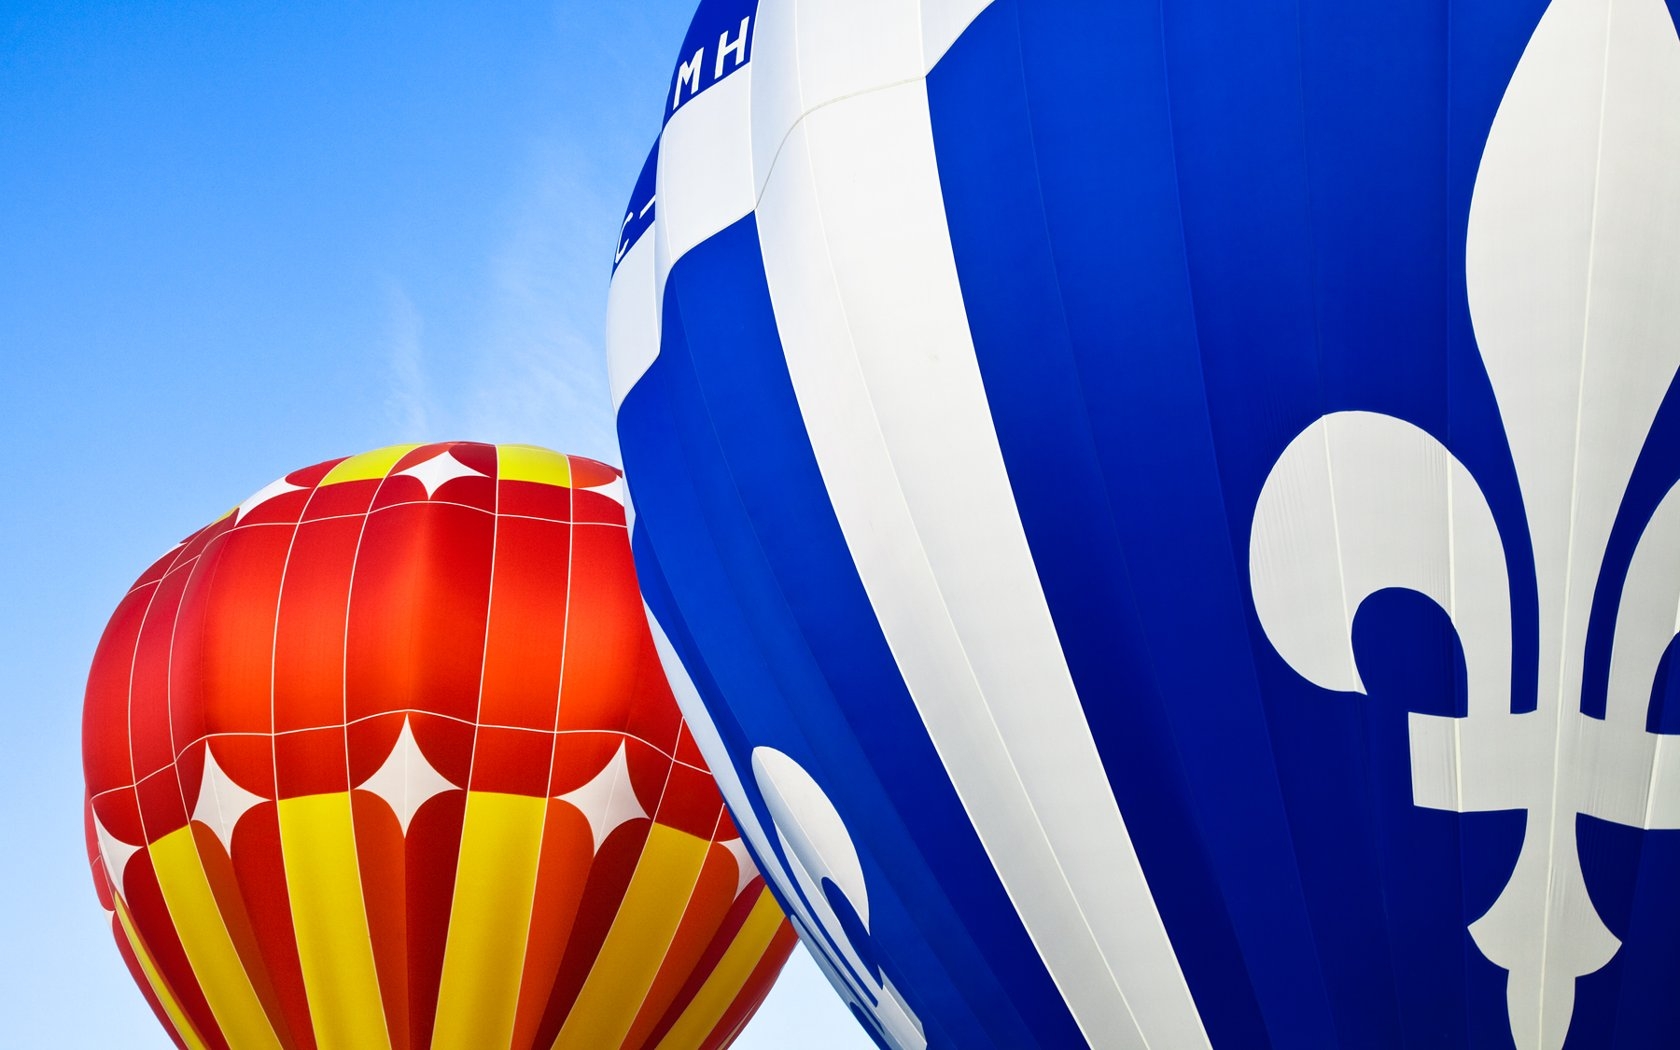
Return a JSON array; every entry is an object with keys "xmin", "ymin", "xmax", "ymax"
[
  {"xmin": 396, "ymin": 450, "xmax": 486, "ymax": 498},
  {"xmin": 190, "ymin": 746, "xmax": 267, "ymax": 855},
  {"xmin": 718, "ymin": 835, "xmax": 760, "ymax": 900},
  {"xmin": 580, "ymin": 475, "xmax": 626, "ymax": 506},
  {"xmin": 92, "ymin": 810, "xmax": 142, "ymax": 898},
  {"xmin": 356, "ymin": 716, "xmax": 459, "ymax": 835},
  {"xmin": 235, "ymin": 476, "xmax": 305, "ymax": 522},
  {"xmin": 556, "ymin": 741, "xmax": 647, "ymax": 852}
]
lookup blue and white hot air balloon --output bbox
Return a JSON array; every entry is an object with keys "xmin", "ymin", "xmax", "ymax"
[{"xmin": 607, "ymin": 1, "xmax": 1680, "ymax": 1047}]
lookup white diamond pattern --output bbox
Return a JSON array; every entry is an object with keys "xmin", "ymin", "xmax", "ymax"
[
  {"xmin": 92, "ymin": 810, "xmax": 142, "ymax": 898},
  {"xmin": 191, "ymin": 747, "xmax": 267, "ymax": 855},
  {"xmin": 556, "ymin": 742, "xmax": 648, "ymax": 852},
  {"xmin": 582, "ymin": 475, "xmax": 626, "ymax": 506},
  {"xmin": 356, "ymin": 717, "xmax": 459, "ymax": 834},
  {"xmin": 396, "ymin": 450, "xmax": 486, "ymax": 498},
  {"xmin": 236, "ymin": 476, "xmax": 305, "ymax": 521},
  {"xmin": 719, "ymin": 835, "xmax": 761, "ymax": 899}
]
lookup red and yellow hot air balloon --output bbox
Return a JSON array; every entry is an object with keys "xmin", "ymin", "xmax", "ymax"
[{"xmin": 81, "ymin": 442, "xmax": 796, "ymax": 1050}]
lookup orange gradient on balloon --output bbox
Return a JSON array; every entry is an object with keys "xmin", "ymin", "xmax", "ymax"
[{"xmin": 82, "ymin": 442, "xmax": 796, "ymax": 1050}]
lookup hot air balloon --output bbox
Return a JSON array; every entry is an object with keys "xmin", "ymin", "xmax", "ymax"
[
  {"xmin": 607, "ymin": 1, "xmax": 1680, "ymax": 1048},
  {"xmin": 82, "ymin": 442, "xmax": 796, "ymax": 1050}
]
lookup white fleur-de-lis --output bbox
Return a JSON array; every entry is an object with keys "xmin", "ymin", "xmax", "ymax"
[
  {"xmin": 1250, "ymin": 2, "xmax": 1680, "ymax": 1048},
  {"xmin": 641, "ymin": 605, "xmax": 925, "ymax": 1050},
  {"xmin": 752, "ymin": 747, "xmax": 926, "ymax": 1050}
]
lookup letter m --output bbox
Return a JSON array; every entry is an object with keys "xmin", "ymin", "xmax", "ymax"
[{"xmin": 672, "ymin": 48, "xmax": 704, "ymax": 111}]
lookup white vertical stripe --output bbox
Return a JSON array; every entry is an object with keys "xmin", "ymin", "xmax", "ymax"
[
  {"xmin": 656, "ymin": 70, "xmax": 758, "ymax": 300},
  {"xmin": 749, "ymin": 0, "xmax": 995, "ymax": 200},
  {"xmin": 779, "ymin": 0, "xmax": 925, "ymax": 113},
  {"xmin": 606, "ymin": 232, "xmax": 661, "ymax": 410},
  {"xmin": 747, "ymin": 12, "xmax": 1208, "ymax": 1045}
]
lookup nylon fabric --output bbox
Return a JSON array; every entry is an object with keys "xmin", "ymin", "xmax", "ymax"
[
  {"xmin": 612, "ymin": 0, "xmax": 1680, "ymax": 1047},
  {"xmin": 82, "ymin": 442, "xmax": 796, "ymax": 1050}
]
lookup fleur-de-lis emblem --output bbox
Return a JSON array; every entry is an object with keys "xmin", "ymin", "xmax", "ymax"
[
  {"xmin": 643, "ymin": 611, "xmax": 926, "ymax": 1050},
  {"xmin": 1249, "ymin": 1, "xmax": 1680, "ymax": 1048},
  {"xmin": 752, "ymin": 747, "xmax": 926, "ymax": 1050}
]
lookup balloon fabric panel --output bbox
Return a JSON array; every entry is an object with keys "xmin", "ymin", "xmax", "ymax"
[
  {"xmin": 82, "ymin": 441, "xmax": 795, "ymax": 1050},
  {"xmin": 611, "ymin": 0, "xmax": 1680, "ymax": 1048},
  {"xmin": 622, "ymin": 214, "xmax": 1086, "ymax": 1047}
]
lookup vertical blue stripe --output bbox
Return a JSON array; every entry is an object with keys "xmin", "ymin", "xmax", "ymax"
[
  {"xmin": 619, "ymin": 216, "xmax": 1089, "ymax": 1049},
  {"xmin": 928, "ymin": 3, "xmax": 1329, "ymax": 1045},
  {"xmin": 922, "ymin": 1, "xmax": 1567, "ymax": 1046}
]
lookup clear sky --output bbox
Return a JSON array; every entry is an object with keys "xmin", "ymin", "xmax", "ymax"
[{"xmin": 0, "ymin": 3, "xmax": 871, "ymax": 1046}]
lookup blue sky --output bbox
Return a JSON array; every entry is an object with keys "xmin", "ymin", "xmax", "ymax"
[{"xmin": 0, "ymin": 3, "xmax": 869, "ymax": 1045}]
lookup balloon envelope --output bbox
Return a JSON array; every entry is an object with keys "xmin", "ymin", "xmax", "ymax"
[
  {"xmin": 609, "ymin": 1, "xmax": 1680, "ymax": 1048},
  {"xmin": 82, "ymin": 442, "xmax": 795, "ymax": 1050}
]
